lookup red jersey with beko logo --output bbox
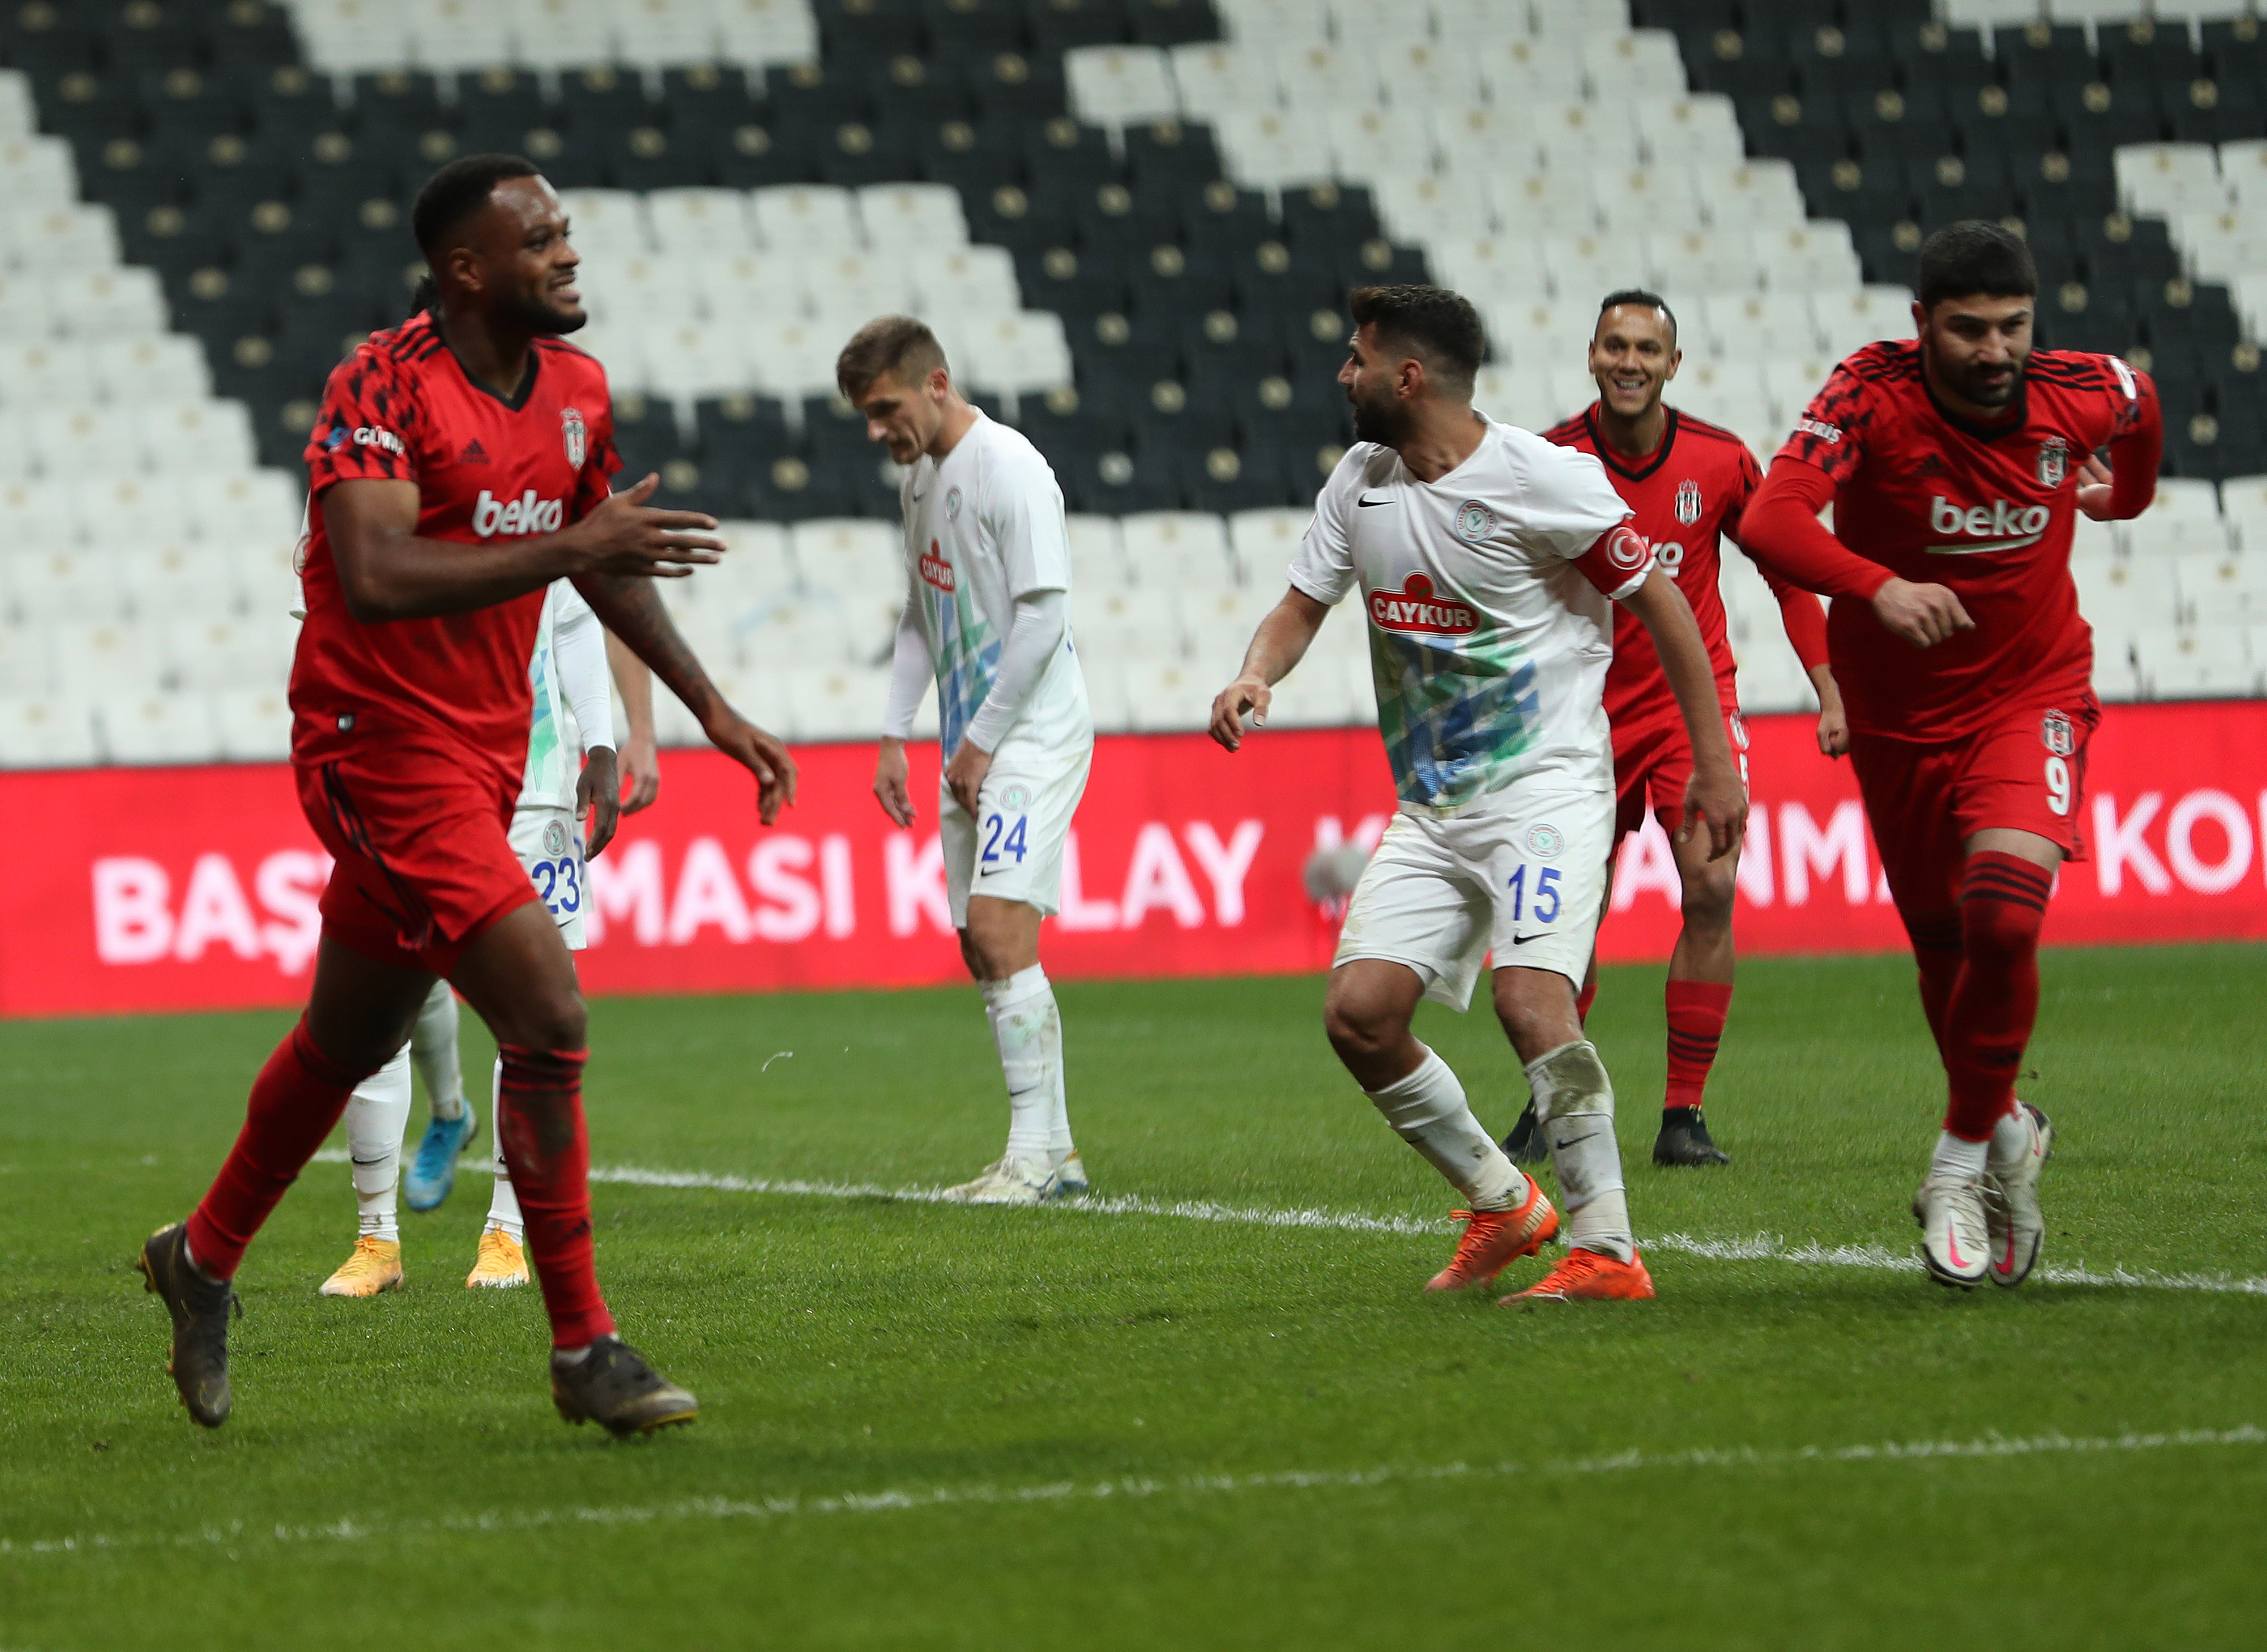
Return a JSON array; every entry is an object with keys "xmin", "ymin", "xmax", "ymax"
[
  {"xmin": 1774, "ymin": 340, "xmax": 2155, "ymax": 743},
  {"xmin": 291, "ymin": 310, "xmax": 619, "ymax": 791},
  {"xmin": 1544, "ymin": 406, "xmax": 1823, "ymax": 728}
]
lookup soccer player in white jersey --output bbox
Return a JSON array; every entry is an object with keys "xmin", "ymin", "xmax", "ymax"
[
  {"xmin": 319, "ymin": 578, "xmax": 618, "ymax": 1294},
  {"xmin": 839, "ymin": 315, "xmax": 1095, "ymax": 1205},
  {"xmin": 1210, "ymin": 287, "xmax": 1747, "ymax": 1301}
]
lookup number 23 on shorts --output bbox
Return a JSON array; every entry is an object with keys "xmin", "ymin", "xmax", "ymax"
[
  {"xmin": 530, "ymin": 855, "xmax": 582, "ymax": 914},
  {"xmin": 981, "ymin": 812, "xmax": 1029, "ymax": 866}
]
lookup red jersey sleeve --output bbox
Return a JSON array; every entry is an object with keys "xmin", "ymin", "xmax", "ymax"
[
  {"xmin": 2103, "ymin": 360, "xmax": 2162, "ymax": 520},
  {"xmin": 305, "ymin": 346, "xmax": 420, "ymax": 493},
  {"xmin": 572, "ymin": 398, "xmax": 621, "ymax": 520},
  {"xmin": 1774, "ymin": 356, "xmax": 1881, "ymax": 484}
]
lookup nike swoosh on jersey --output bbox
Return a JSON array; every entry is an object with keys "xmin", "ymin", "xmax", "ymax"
[{"xmin": 1357, "ymin": 495, "xmax": 1395, "ymax": 507}]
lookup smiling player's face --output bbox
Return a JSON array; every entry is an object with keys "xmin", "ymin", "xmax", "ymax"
[
  {"xmin": 1588, "ymin": 303, "xmax": 1680, "ymax": 417},
  {"xmin": 473, "ymin": 175, "xmax": 585, "ymax": 336}
]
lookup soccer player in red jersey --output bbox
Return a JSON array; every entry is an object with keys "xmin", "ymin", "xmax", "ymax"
[
  {"xmin": 1502, "ymin": 291, "xmax": 1844, "ymax": 1169},
  {"xmin": 135, "ymin": 155, "xmax": 797, "ymax": 1433},
  {"xmin": 1739, "ymin": 223, "xmax": 2162, "ymax": 1290}
]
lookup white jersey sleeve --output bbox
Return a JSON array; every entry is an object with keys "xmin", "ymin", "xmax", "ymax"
[
  {"xmin": 1287, "ymin": 445, "xmax": 1365, "ymax": 605},
  {"xmin": 552, "ymin": 582, "xmax": 614, "ymax": 754},
  {"xmin": 980, "ymin": 436, "xmax": 1072, "ymax": 597},
  {"xmin": 1520, "ymin": 443, "xmax": 1635, "ymax": 562}
]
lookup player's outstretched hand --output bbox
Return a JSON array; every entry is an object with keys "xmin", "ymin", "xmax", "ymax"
[
  {"xmin": 1871, "ymin": 576, "xmax": 1974, "ymax": 648},
  {"xmin": 2074, "ymin": 454, "xmax": 2118, "ymax": 520},
  {"xmin": 704, "ymin": 708, "xmax": 797, "ymax": 826},
  {"xmin": 1678, "ymin": 761, "xmax": 1748, "ymax": 863},
  {"xmin": 577, "ymin": 746, "xmax": 622, "ymax": 860},
  {"xmin": 1209, "ymin": 675, "xmax": 1271, "ymax": 751},
  {"xmin": 572, "ymin": 473, "xmax": 726, "ymax": 579},
  {"xmin": 873, "ymin": 736, "xmax": 916, "ymax": 828}
]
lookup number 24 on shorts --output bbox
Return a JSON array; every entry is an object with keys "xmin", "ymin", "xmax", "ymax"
[
  {"xmin": 1507, "ymin": 864, "xmax": 1561, "ymax": 924},
  {"xmin": 981, "ymin": 812, "xmax": 1029, "ymax": 867}
]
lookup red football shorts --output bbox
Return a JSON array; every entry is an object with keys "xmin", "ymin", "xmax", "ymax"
[
  {"xmin": 295, "ymin": 734, "xmax": 539, "ymax": 977},
  {"xmin": 1612, "ymin": 702, "xmax": 1750, "ymax": 844},
  {"xmin": 1849, "ymin": 696, "xmax": 2099, "ymax": 912}
]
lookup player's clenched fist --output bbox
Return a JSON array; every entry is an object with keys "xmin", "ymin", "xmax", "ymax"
[
  {"xmin": 1871, "ymin": 576, "xmax": 1974, "ymax": 648},
  {"xmin": 1209, "ymin": 675, "xmax": 1271, "ymax": 751},
  {"xmin": 568, "ymin": 472, "xmax": 727, "ymax": 578}
]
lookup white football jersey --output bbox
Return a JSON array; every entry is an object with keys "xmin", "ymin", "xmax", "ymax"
[
  {"xmin": 1289, "ymin": 416, "xmax": 1648, "ymax": 814},
  {"xmin": 520, "ymin": 580, "xmax": 596, "ymax": 811},
  {"xmin": 899, "ymin": 411, "xmax": 1089, "ymax": 754}
]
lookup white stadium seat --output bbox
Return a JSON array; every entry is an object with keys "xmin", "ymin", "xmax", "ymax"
[
  {"xmin": 8, "ymin": 550, "xmax": 126, "ymax": 624},
  {"xmin": 98, "ymin": 692, "xmax": 218, "ymax": 764},
  {"xmin": 209, "ymin": 686, "xmax": 293, "ymax": 763},
  {"xmin": 1064, "ymin": 47, "xmax": 1180, "ymax": 129},
  {"xmin": 1120, "ymin": 513, "xmax": 1237, "ymax": 587},
  {"xmin": 0, "ymin": 693, "xmax": 96, "ymax": 768}
]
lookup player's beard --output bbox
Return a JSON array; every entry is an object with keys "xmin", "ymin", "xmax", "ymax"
[
  {"xmin": 1348, "ymin": 383, "xmax": 1413, "ymax": 448},
  {"xmin": 1930, "ymin": 338, "xmax": 2025, "ymax": 409},
  {"xmin": 506, "ymin": 289, "xmax": 587, "ymax": 337}
]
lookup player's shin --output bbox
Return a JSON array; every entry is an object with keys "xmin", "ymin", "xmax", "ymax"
[
  {"xmin": 1366, "ymin": 1049, "xmax": 1523, "ymax": 1211},
  {"xmin": 982, "ymin": 966, "xmax": 1060, "ymax": 1166},
  {"xmin": 1941, "ymin": 853, "xmax": 2053, "ymax": 1142},
  {"xmin": 186, "ymin": 1018, "xmax": 373, "ymax": 1279},
  {"xmin": 1527, "ymin": 1041, "xmax": 1635, "ymax": 1261},
  {"xmin": 494, "ymin": 1044, "xmax": 614, "ymax": 1348},
  {"xmin": 346, "ymin": 1044, "xmax": 413, "ymax": 1242},
  {"xmin": 1901, "ymin": 908, "xmax": 1964, "ymax": 1058},
  {"xmin": 411, "ymin": 980, "xmax": 466, "ymax": 1123}
]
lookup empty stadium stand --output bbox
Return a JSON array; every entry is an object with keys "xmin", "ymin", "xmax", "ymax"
[{"xmin": 0, "ymin": 0, "xmax": 2262, "ymax": 768}]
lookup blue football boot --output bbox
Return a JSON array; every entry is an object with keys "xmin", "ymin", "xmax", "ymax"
[{"xmin": 403, "ymin": 1106, "xmax": 478, "ymax": 1212}]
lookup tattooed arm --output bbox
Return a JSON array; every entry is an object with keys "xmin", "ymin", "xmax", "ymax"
[{"xmin": 572, "ymin": 572, "xmax": 799, "ymax": 825}]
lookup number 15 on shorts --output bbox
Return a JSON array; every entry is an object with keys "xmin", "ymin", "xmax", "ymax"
[{"xmin": 1507, "ymin": 864, "xmax": 1561, "ymax": 925}]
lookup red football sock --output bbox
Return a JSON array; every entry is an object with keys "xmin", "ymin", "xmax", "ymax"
[
  {"xmin": 186, "ymin": 1018, "xmax": 368, "ymax": 1280},
  {"xmin": 1662, "ymin": 980, "xmax": 1733, "ymax": 1110},
  {"xmin": 1940, "ymin": 853, "xmax": 2053, "ymax": 1141},
  {"xmin": 1901, "ymin": 907, "xmax": 1964, "ymax": 1057},
  {"xmin": 496, "ymin": 1043, "xmax": 615, "ymax": 1349},
  {"xmin": 1575, "ymin": 977, "xmax": 1598, "ymax": 1024}
]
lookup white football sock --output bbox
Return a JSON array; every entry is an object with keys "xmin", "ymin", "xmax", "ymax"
[
  {"xmin": 410, "ymin": 979, "xmax": 466, "ymax": 1122},
  {"xmin": 1987, "ymin": 1104, "xmax": 2031, "ymax": 1168},
  {"xmin": 1366, "ymin": 1048, "xmax": 1523, "ymax": 1212},
  {"xmin": 982, "ymin": 965, "xmax": 1059, "ymax": 1164},
  {"xmin": 347, "ymin": 1041, "xmax": 413, "ymax": 1242},
  {"xmin": 1931, "ymin": 1131, "xmax": 1990, "ymax": 1179},
  {"xmin": 1046, "ymin": 1017, "xmax": 1075, "ymax": 1162},
  {"xmin": 1527, "ymin": 1040, "xmax": 1633, "ymax": 1261},
  {"xmin": 484, "ymin": 1056, "xmax": 523, "ymax": 1242}
]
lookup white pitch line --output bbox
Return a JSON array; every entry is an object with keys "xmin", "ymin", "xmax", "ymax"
[
  {"xmin": 303, "ymin": 1150, "xmax": 2267, "ymax": 1295},
  {"xmin": 5, "ymin": 1425, "xmax": 2260, "ymax": 1561}
]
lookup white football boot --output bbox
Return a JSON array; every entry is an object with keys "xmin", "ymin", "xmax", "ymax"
[
  {"xmin": 1047, "ymin": 1151, "xmax": 1089, "ymax": 1197},
  {"xmin": 1913, "ymin": 1170, "xmax": 1991, "ymax": 1289},
  {"xmin": 941, "ymin": 1154, "xmax": 1054, "ymax": 1205},
  {"xmin": 1983, "ymin": 1103, "xmax": 2054, "ymax": 1289}
]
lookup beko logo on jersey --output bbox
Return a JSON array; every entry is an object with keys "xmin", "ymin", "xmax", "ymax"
[
  {"xmin": 327, "ymin": 424, "xmax": 405, "ymax": 456},
  {"xmin": 472, "ymin": 489, "xmax": 565, "ymax": 538},
  {"xmin": 1369, "ymin": 574, "xmax": 1476, "ymax": 635},
  {"xmin": 1926, "ymin": 495, "xmax": 2050, "ymax": 554},
  {"xmin": 919, "ymin": 539, "xmax": 955, "ymax": 591}
]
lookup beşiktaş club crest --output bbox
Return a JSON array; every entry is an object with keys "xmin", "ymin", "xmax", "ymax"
[
  {"xmin": 2041, "ymin": 709, "xmax": 2075, "ymax": 756},
  {"xmin": 561, "ymin": 407, "xmax": 587, "ymax": 469},
  {"xmin": 1674, "ymin": 479, "xmax": 1702, "ymax": 524},
  {"xmin": 2037, "ymin": 435, "xmax": 2069, "ymax": 488}
]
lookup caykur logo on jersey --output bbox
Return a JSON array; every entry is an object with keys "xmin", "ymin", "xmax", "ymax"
[
  {"xmin": 472, "ymin": 488, "xmax": 565, "ymax": 538},
  {"xmin": 919, "ymin": 538, "xmax": 955, "ymax": 592},
  {"xmin": 1926, "ymin": 495, "xmax": 2050, "ymax": 554},
  {"xmin": 1369, "ymin": 573, "xmax": 1476, "ymax": 635},
  {"xmin": 561, "ymin": 407, "xmax": 587, "ymax": 469}
]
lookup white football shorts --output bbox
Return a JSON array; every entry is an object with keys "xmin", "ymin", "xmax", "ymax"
[
  {"xmin": 509, "ymin": 804, "xmax": 588, "ymax": 951},
  {"xmin": 1333, "ymin": 783, "xmax": 1613, "ymax": 1006},
  {"xmin": 940, "ymin": 732, "xmax": 1093, "ymax": 928}
]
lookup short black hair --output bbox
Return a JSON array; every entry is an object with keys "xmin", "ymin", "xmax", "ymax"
[
  {"xmin": 1598, "ymin": 288, "xmax": 1677, "ymax": 346},
  {"xmin": 412, "ymin": 153, "xmax": 542, "ymax": 261},
  {"xmin": 1348, "ymin": 284, "xmax": 1485, "ymax": 397},
  {"xmin": 1916, "ymin": 221, "xmax": 2037, "ymax": 312}
]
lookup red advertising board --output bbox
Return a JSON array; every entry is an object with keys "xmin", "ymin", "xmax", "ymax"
[{"xmin": 6, "ymin": 701, "xmax": 2264, "ymax": 1018}]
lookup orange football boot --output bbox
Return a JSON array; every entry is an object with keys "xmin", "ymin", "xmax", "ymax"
[
  {"xmin": 1503, "ymin": 1246, "xmax": 1655, "ymax": 1302},
  {"xmin": 1425, "ymin": 1176, "xmax": 1559, "ymax": 1291}
]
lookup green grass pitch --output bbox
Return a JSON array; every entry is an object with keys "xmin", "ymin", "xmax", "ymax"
[{"xmin": 3, "ymin": 945, "xmax": 2264, "ymax": 1651}]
